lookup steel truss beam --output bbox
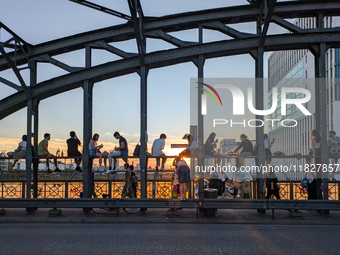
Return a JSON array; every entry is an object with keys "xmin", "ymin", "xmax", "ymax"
[
  {"xmin": 1, "ymin": 29, "xmax": 340, "ymax": 119},
  {"xmin": 68, "ymin": 0, "xmax": 131, "ymax": 20},
  {"xmin": 0, "ymin": 1, "xmax": 339, "ymax": 72}
]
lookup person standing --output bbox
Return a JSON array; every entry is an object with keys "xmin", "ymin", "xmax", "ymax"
[
  {"xmin": 264, "ymin": 134, "xmax": 274, "ymax": 165},
  {"xmin": 265, "ymin": 170, "xmax": 280, "ymax": 199},
  {"xmin": 327, "ymin": 130, "xmax": 340, "ymax": 175},
  {"xmin": 38, "ymin": 133, "xmax": 60, "ymax": 173},
  {"xmin": 234, "ymin": 134, "xmax": 253, "ymax": 167},
  {"xmin": 172, "ymin": 157, "xmax": 190, "ymax": 200},
  {"xmin": 67, "ymin": 131, "xmax": 82, "ymax": 172},
  {"xmin": 130, "ymin": 165, "xmax": 138, "ymax": 198},
  {"xmin": 152, "ymin": 133, "xmax": 167, "ymax": 171},
  {"xmin": 122, "ymin": 163, "xmax": 134, "ymax": 198},
  {"xmin": 106, "ymin": 131, "xmax": 128, "ymax": 174},
  {"xmin": 305, "ymin": 130, "xmax": 321, "ymax": 166}
]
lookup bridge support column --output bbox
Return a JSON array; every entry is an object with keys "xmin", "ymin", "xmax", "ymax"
[
  {"xmin": 140, "ymin": 65, "xmax": 148, "ymax": 199},
  {"xmin": 82, "ymin": 46, "xmax": 93, "ymax": 204},
  {"xmin": 255, "ymin": 15, "xmax": 266, "ymax": 204},
  {"xmin": 314, "ymin": 15, "xmax": 329, "ymax": 213},
  {"xmin": 197, "ymin": 25, "xmax": 205, "ymax": 203}
]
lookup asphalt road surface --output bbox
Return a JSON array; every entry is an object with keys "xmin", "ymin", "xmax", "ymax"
[{"xmin": 0, "ymin": 223, "xmax": 339, "ymax": 255}]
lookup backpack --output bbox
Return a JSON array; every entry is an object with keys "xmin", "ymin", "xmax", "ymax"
[
  {"xmin": 301, "ymin": 177, "xmax": 309, "ymax": 188},
  {"xmin": 133, "ymin": 144, "xmax": 140, "ymax": 157}
]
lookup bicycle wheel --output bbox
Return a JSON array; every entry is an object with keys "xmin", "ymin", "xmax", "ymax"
[{"xmin": 123, "ymin": 207, "xmax": 141, "ymax": 214}]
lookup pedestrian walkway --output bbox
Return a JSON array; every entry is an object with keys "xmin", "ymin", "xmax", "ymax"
[{"xmin": 1, "ymin": 208, "xmax": 339, "ymax": 225}]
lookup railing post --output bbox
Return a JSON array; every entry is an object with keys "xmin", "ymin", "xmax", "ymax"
[
  {"xmin": 197, "ymin": 25, "xmax": 205, "ymax": 203},
  {"xmin": 140, "ymin": 65, "xmax": 148, "ymax": 199},
  {"xmin": 82, "ymin": 46, "xmax": 93, "ymax": 202}
]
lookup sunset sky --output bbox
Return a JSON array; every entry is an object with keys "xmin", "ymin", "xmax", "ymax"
[{"xmin": 0, "ymin": 0, "xmax": 288, "ymax": 156}]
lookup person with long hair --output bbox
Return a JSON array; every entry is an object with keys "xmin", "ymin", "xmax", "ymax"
[
  {"xmin": 204, "ymin": 132, "xmax": 221, "ymax": 165},
  {"xmin": 89, "ymin": 133, "xmax": 106, "ymax": 171},
  {"xmin": 305, "ymin": 130, "xmax": 321, "ymax": 166}
]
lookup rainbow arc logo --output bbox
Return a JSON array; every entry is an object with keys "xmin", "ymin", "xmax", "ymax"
[{"xmin": 197, "ymin": 82, "xmax": 223, "ymax": 106}]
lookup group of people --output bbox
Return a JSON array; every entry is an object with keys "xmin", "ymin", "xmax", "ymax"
[{"xmin": 5, "ymin": 128, "xmax": 340, "ymax": 202}]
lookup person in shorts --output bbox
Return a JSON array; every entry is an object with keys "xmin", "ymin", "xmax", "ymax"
[
  {"xmin": 67, "ymin": 131, "xmax": 82, "ymax": 172},
  {"xmin": 38, "ymin": 133, "xmax": 60, "ymax": 173},
  {"xmin": 173, "ymin": 157, "xmax": 190, "ymax": 200},
  {"xmin": 7, "ymin": 135, "xmax": 27, "ymax": 170}
]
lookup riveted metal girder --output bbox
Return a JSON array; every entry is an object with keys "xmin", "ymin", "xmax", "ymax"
[
  {"xmin": 0, "ymin": 1, "xmax": 339, "ymax": 72},
  {"xmin": 1, "ymin": 29, "xmax": 340, "ymax": 120}
]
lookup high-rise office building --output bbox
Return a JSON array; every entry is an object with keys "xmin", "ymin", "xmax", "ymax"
[{"xmin": 267, "ymin": 17, "xmax": 340, "ymax": 179}]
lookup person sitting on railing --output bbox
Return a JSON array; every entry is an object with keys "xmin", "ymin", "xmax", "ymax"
[
  {"xmin": 122, "ymin": 163, "xmax": 135, "ymax": 198},
  {"xmin": 264, "ymin": 134, "xmax": 274, "ymax": 165},
  {"xmin": 234, "ymin": 134, "xmax": 253, "ymax": 167},
  {"xmin": 179, "ymin": 134, "xmax": 199, "ymax": 158},
  {"xmin": 7, "ymin": 135, "xmax": 27, "ymax": 170},
  {"xmin": 205, "ymin": 132, "xmax": 221, "ymax": 165},
  {"xmin": 173, "ymin": 156, "xmax": 190, "ymax": 200},
  {"xmin": 305, "ymin": 130, "xmax": 321, "ymax": 166},
  {"xmin": 106, "ymin": 131, "xmax": 128, "ymax": 174},
  {"xmin": 265, "ymin": 169, "xmax": 280, "ymax": 199},
  {"xmin": 89, "ymin": 133, "xmax": 106, "ymax": 171},
  {"xmin": 38, "ymin": 133, "xmax": 60, "ymax": 173},
  {"xmin": 67, "ymin": 131, "xmax": 82, "ymax": 172},
  {"xmin": 152, "ymin": 133, "xmax": 167, "ymax": 171}
]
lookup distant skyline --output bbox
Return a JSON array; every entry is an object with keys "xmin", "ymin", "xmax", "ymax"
[{"xmin": 0, "ymin": 0, "xmax": 288, "ymax": 155}]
